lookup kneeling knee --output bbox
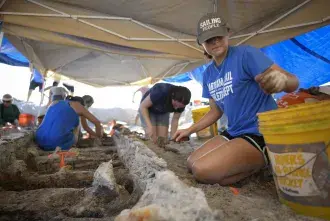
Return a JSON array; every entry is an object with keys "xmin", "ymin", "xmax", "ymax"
[
  {"xmin": 191, "ymin": 163, "xmax": 217, "ymax": 184},
  {"xmin": 191, "ymin": 162, "xmax": 229, "ymax": 184}
]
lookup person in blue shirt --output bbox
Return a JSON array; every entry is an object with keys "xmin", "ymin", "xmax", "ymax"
[
  {"xmin": 27, "ymin": 64, "xmax": 45, "ymax": 102},
  {"xmin": 139, "ymin": 83, "xmax": 191, "ymax": 145},
  {"xmin": 36, "ymin": 95, "xmax": 102, "ymax": 151},
  {"xmin": 173, "ymin": 13, "xmax": 299, "ymax": 185}
]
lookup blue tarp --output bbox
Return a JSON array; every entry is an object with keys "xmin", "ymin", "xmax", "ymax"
[
  {"xmin": 164, "ymin": 25, "xmax": 330, "ymax": 98},
  {"xmin": 0, "ymin": 36, "xmax": 29, "ymax": 67}
]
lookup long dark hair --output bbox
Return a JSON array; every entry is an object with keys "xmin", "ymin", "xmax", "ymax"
[
  {"xmin": 204, "ymin": 50, "xmax": 213, "ymax": 59},
  {"xmin": 171, "ymin": 86, "xmax": 191, "ymax": 105}
]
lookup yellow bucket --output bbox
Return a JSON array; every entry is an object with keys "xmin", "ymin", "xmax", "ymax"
[
  {"xmin": 258, "ymin": 100, "xmax": 330, "ymax": 220},
  {"xmin": 192, "ymin": 106, "xmax": 218, "ymax": 139}
]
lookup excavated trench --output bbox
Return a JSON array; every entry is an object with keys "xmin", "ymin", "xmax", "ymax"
[
  {"xmin": 0, "ymin": 131, "xmax": 224, "ymax": 221},
  {"xmin": 0, "ymin": 132, "xmax": 140, "ymax": 221}
]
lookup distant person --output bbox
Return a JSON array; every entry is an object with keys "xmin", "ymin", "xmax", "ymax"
[
  {"xmin": 82, "ymin": 95, "xmax": 94, "ymax": 109},
  {"xmin": 27, "ymin": 64, "xmax": 44, "ymax": 102},
  {"xmin": 44, "ymin": 81, "xmax": 69, "ymax": 106},
  {"xmin": 0, "ymin": 94, "xmax": 20, "ymax": 126},
  {"xmin": 139, "ymin": 83, "xmax": 191, "ymax": 144},
  {"xmin": 277, "ymin": 86, "xmax": 330, "ymax": 108},
  {"xmin": 132, "ymin": 86, "xmax": 150, "ymax": 125},
  {"xmin": 35, "ymin": 95, "xmax": 102, "ymax": 151},
  {"xmin": 63, "ymin": 82, "xmax": 75, "ymax": 96}
]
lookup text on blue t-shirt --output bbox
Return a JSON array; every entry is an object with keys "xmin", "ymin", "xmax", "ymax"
[{"xmin": 202, "ymin": 45, "xmax": 277, "ymax": 136}]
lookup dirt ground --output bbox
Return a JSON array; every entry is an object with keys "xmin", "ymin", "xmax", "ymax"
[
  {"xmin": 0, "ymin": 139, "xmax": 140, "ymax": 221},
  {"xmin": 145, "ymin": 138, "xmax": 323, "ymax": 221}
]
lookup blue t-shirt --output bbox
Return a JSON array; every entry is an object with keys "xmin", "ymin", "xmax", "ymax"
[
  {"xmin": 141, "ymin": 83, "xmax": 185, "ymax": 114},
  {"xmin": 32, "ymin": 69, "xmax": 44, "ymax": 83},
  {"xmin": 36, "ymin": 100, "xmax": 79, "ymax": 150},
  {"xmin": 202, "ymin": 45, "xmax": 277, "ymax": 136}
]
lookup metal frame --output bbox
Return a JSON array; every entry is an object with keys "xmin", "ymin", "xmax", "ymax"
[
  {"xmin": 0, "ymin": 0, "xmax": 6, "ymax": 9},
  {"xmin": 161, "ymin": 59, "xmax": 203, "ymax": 79},
  {"xmin": 1, "ymin": 2, "xmax": 328, "ymax": 48},
  {"xmin": 0, "ymin": 31, "xmax": 3, "ymax": 51},
  {"xmin": 235, "ymin": 0, "xmax": 312, "ymax": 45},
  {"xmin": 4, "ymin": 0, "xmax": 202, "ymax": 53}
]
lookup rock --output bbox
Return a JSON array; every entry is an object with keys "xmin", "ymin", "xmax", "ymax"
[
  {"xmin": 92, "ymin": 160, "xmax": 119, "ymax": 199},
  {"xmin": 116, "ymin": 171, "xmax": 222, "ymax": 221},
  {"xmin": 114, "ymin": 136, "xmax": 167, "ymax": 191},
  {"xmin": 115, "ymin": 205, "xmax": 161, "ymax": 221}
]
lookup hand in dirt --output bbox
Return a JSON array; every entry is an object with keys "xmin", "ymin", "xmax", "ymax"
[
  {"xmin": 156, "ymin": 137, "xmax": 167, "ymax": 148},
  {"xmin": 255, "ymin": 69, "xmax": 288, "ymax": 94},
  {"xmin": 172, "ymin": 129, "xmax": 191, "ymax": 142},
  {"xmin": 146, "ymin": 126, "xmax": 154, "ymax": 140}
]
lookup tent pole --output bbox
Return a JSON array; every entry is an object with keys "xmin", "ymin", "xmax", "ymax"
[
  {"xmin": 2, "ymin": 10, "xmax": 327, "ymax": 42},
  {"xmin": 0, "ymin": 12, "xmax": 68, "ymax": 17},
  {"xmin": 173, "ymin": 62, "xmax": 190, "ymax": 76},
  {"xmin": 161, "ymin": 61, "xmax": 195, "ymax": 79},
  {"xmin": 0, "ymin": 0, "xmax": 6, "ymax": 9},
  {"xmin": 0, "ymin": 31, "xmax": 3, "ymax": 51},
  {"xmin": 137, "ymin": 60, "xmax": 150, "ymax": 78},
  {"xmin": 259, "ymin": 16, "xmax": 330, "ymax": 34},
  {"xmin": 36, "ymin": 70, "xmax": 47, "ymax": 120},
  {"xmin": 23, "ymin": 0, "xmax": 202, "ymax": 52},
  {"xmin": 235, "ymin": 0, "xmax": 311, "ymax": 45},
  {"xmin": 130, "ymin": 20, "xmax": 202, "ymax": 52}
]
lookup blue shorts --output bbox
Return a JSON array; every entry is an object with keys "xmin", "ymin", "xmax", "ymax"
[{"xmin": 139, "ymin": 110, "xmax": 169, "ymax": 127}]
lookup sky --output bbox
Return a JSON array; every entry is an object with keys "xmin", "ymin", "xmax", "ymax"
[{"xmin": 0, "ymin": 63, "xmax": 204, "ymax": 109}]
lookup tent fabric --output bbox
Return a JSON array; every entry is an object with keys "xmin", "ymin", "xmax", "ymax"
[
  {"xmin": 165, "ymin": 25, "xmax": 330, "ymax": 98},
  {"xmin": 0, "ymin": 0, "xmax": 329, "ymax": 86}
]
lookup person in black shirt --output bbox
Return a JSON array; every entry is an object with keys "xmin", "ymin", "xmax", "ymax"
[{"xmin": 139, "ymin": 83, "xmax": 191, "ymax": 144}]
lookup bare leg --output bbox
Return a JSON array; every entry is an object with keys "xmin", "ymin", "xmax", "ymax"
[
  {"xmin": 73, "ymin": 125, "xmax": 80, "ymax": 146},
  {"xmin": 135, "ymin": 114, "xmax": 140, "ymax": 125},
  {"xmin": 27, "ymin": 89, "xmax": 33, "ymax": 101},
  {"xmin": 191, "ymin": 138, "xmax": 265, "ymax": 185},
  {"xmin": 151, "ymin": 125, "xmax": 157, "ymax": 143},
  {"xmin": 187, "ymin": 135, "xmax": 228, "ymax": 172},
  {"xmin": 156, "ymin": 126, "xmax": 168, "ymax": 139}
]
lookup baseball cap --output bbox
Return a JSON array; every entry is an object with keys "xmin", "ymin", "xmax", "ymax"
[{"xmin": 197, "ymin": 13, "xmax": 229, "ymax": 45}]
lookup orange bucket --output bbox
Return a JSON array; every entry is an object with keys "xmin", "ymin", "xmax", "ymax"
[{"xmin": 19, "ymin": 113, "xmax": 35, "ymax": 127}]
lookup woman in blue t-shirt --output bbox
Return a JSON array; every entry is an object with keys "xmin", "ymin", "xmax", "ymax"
[
  {"xmin": 173, "ymin": 13, "xmax": 299, "ymax": 185},
  {"xmin": 139, "ymin": 83, "xmax": 191, "ymax": 145},
  {"xmin": 36, "ymin": 96, "xmax": 103, "ymax": 151}
]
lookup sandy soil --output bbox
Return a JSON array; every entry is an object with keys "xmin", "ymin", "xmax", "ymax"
[
  {"xmin": 145, "ymin": 138, "xmax": 323, "ymax": 221},
  {"xmin": 0, "ymin": 142, "xmax": 139, "ymax": 221}
]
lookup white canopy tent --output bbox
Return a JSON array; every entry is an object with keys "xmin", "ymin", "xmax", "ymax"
[{"xmin": 0, "ymin": 0, "xmax": 329, "ymax": 86}]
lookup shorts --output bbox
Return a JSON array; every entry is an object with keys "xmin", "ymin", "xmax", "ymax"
[
  {"xmin": 220, "ymin": 130, "xmax": 269, "ymax": 165},
  {"xmin": 29, "ymin": 80, "xmax": 43, "ymax": 91},
  {"xmin": 63, "ymin": 83, "xmax": 75, "ymax": 93},
  {"xmin": 139, "ymin": 110, "xmax": 170, "ymax": 127}
]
